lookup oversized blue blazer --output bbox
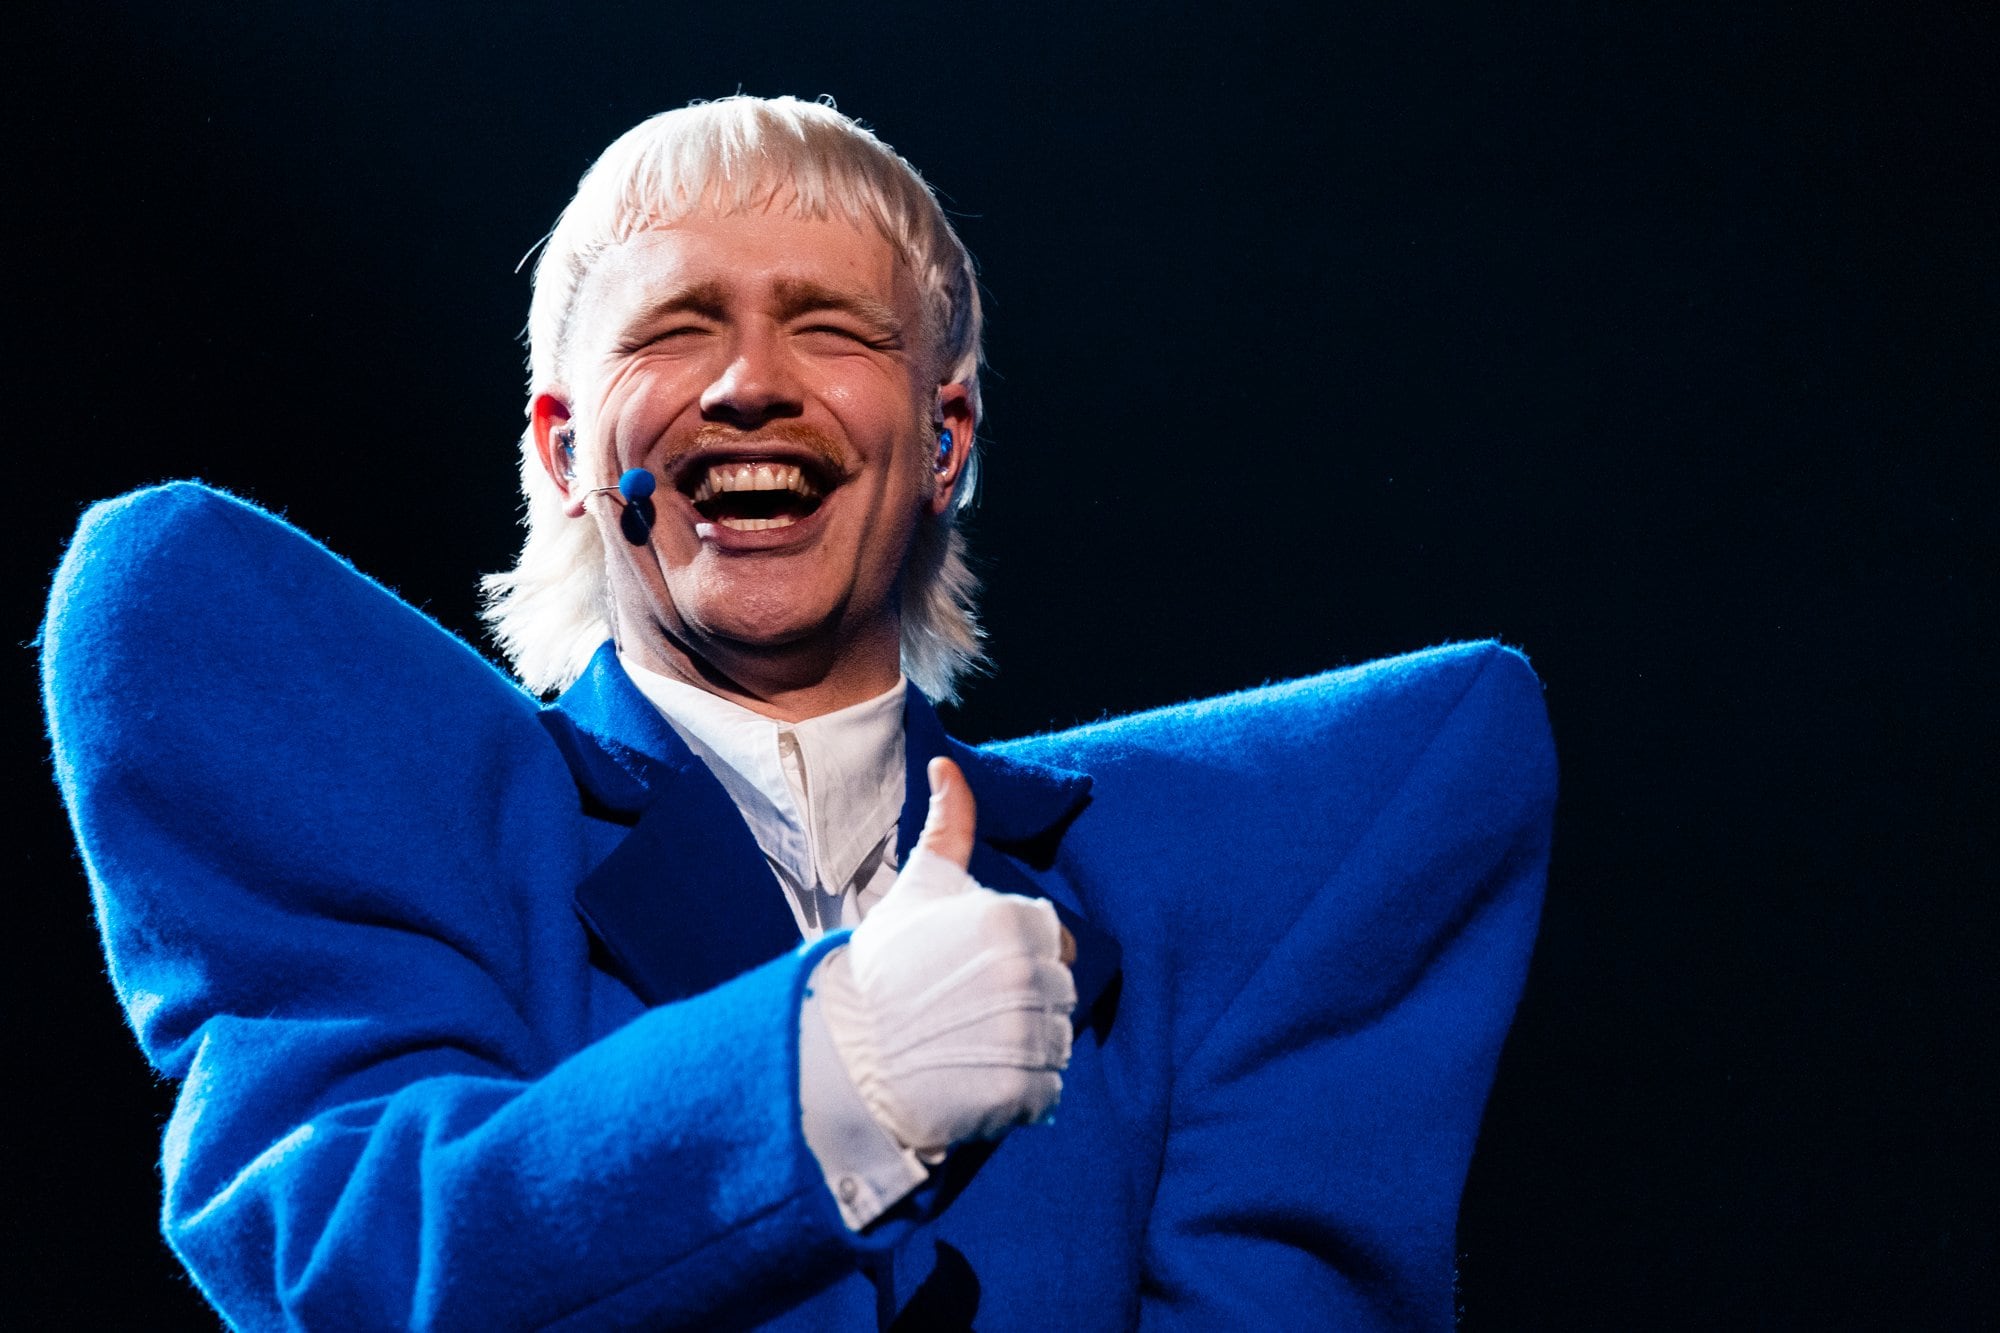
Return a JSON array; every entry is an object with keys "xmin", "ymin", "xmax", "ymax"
[{"xmin": 42, "ymin": 482, "xmax": 1555, "ymax": 1331}]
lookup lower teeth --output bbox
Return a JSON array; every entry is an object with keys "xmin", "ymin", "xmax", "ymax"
[{"xmin": 716, "ymin": 514, "xmax": 799, "ymax": 532}]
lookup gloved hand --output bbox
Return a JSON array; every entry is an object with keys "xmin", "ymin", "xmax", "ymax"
[{"xmin": 814, "ymin": 756, "xmax": 1077, "ymax": 1163}]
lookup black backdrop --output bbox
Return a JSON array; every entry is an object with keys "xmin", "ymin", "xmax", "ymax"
[{"xmin": 8, "ymin": 3, "xmax": 1993, "ymax": 1327}]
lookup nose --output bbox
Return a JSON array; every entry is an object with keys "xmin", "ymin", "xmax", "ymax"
[{"xmin": 699, "ymin": 327, "xmax": 804, "ymax": 428}]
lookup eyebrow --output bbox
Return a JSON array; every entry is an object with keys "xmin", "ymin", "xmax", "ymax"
[
  {"xmin": 617, "ymin": 280, "xmax": 732, "ymax": 341},
  {"xmin": 770, "ymin": 278, "xmax": 904, "ymax": 341}
]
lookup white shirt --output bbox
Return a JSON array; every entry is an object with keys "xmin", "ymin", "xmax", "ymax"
[
  {"xmin": 619, "ymin": 655, "xmax": 927, "ymax": 1228},
  {"xmin": 621, "ymin": 659, "xmax": 905, "ymax": 936}
]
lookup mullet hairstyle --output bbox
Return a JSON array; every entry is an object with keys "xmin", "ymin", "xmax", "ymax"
[{"xmin": 481, "ymin": 95, "xmax": 988, "ymax": 702}]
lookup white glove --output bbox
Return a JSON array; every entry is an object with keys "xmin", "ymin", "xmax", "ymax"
[{"xmin": 814, "ymin": 757, "xmax": 1077, "ymax": 1163}]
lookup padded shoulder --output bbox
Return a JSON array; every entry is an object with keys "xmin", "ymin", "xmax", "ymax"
[
  {"xmin": 41, "ymin": 483, "xmax": 582, "ymax": 1067},
  {"xmin": 995, "ymin": 640, "xmax": 1552, "ymax": 806},
  {"xmin": 991, "ymin": 643, "xmax": 1555, "ymax": 1063},
  {"xmin": 45, "ymin": 481, "xmax": 531, "ymax": 727},
  {"xmin": 44, "ymin": 481, "xmax": 539, "ymax": 786}
]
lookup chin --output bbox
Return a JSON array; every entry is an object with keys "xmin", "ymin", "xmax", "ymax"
[{"xmin": 682, "ymin": 585, "xmax": 842, "ymax": 652}]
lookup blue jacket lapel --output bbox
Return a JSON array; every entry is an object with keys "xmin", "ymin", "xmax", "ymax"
[
  {"xmin": 543, "ymin": 644, "xmax": 800, "ymax": 1007},
  {"xmin": 544, "ymin": 643, "xmax": 1119, "ymax": 1024}
]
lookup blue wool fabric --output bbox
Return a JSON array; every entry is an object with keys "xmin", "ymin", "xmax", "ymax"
[{"xmin": 42, "ymin": 482, "xmax": 1555, "ymax": 1331}]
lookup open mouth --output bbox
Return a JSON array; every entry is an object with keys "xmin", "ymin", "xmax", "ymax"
[{"xmin": 683, "ymin": 460, "xmax": 831, "ymax": 532}]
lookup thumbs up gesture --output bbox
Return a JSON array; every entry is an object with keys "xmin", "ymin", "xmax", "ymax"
[{"xmin": 814, "ymin": 758, "xmax": 1078, "ymax": 1162}]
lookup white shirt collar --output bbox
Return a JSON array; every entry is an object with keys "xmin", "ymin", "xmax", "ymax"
[{"xmin": 617, "ymin": 654, "xmax": 908, "ymax": 906}]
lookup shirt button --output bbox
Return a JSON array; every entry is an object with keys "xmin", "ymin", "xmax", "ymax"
[{"xmin": 838, "ymin": 1177, "xmax": 859, "ymax": 1203}]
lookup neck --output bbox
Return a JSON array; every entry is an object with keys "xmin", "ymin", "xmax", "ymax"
[{"xmin": 616, "ymin": 611, "xmax": 904, "ymax": 723}]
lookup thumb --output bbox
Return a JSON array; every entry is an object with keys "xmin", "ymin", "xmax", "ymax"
[{"xmin": 913, "ymin": 756, "xmax": 978, "ymax": 870}]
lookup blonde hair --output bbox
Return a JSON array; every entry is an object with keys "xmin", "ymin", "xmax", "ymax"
[{"xmin": 481, "ymin": 95, "xmax": 986, "ymax": 701}]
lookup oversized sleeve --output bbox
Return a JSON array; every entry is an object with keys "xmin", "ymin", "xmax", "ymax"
[
  {"xmin": 40, "ymin": 484, "xmax": 882, "ymax": 1330},
  {"xmin": 1009, "ymin": 643, "xmax": 1555, "ymax": 1329}
]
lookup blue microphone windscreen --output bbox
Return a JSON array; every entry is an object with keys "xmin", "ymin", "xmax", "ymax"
[{"xmin": 618, "ymin": 469, "xmax": 658, "ymax": 501}]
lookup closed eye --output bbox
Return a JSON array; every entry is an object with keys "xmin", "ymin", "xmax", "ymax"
[
  {"xmin": 796, "ymin": 323, "xmax": 898, "ymax": 351},
  {"xmin": 619, "ymin": 325, "xmax": 713, "ymax": 353}
]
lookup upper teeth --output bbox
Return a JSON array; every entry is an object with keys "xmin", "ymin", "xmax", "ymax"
[{"xmin": 690, "ymin": 462, "xmax": 819, "ymax": 504}]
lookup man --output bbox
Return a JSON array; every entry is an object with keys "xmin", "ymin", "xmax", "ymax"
[{"xmin": 43, "ymin": 97, "xmax": 1555, "ymax": 1329}]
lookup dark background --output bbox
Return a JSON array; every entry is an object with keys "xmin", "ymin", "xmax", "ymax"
[{"xmin": 8, "ymin": 2, "xmax": 1993, "ymax": 1326}]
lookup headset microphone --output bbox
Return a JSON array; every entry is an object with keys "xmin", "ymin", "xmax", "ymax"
[{"xmin": 583, "ymin": 468, "xmax": 658, "ymax": 545}]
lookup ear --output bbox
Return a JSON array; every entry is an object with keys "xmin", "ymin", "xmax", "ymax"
[
  {"xmin": 929, "ymin": 382, "xmax": 977, "ymax": 515},
  {"xmin": 529, "ymin": 393, "xmax": 584, "ymax": 518}
]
